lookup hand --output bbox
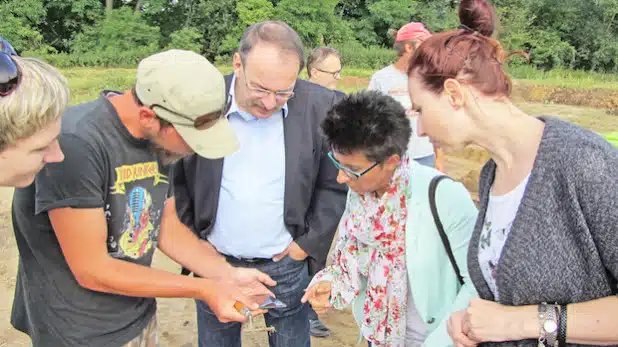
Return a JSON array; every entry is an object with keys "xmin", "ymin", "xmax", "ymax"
[
  {"xmin": 447, "ymin": 310, "xmax": 479, "ymax": 347},
  {"xmin": 462, "ymin": 298, "xmax": 527, "ymax": 343},
  {"xmin": 300, "ymin": 281, "xmax": 332, "ymax": 315},
  {"xmin": 199, "ymin": 279, "xmax": 267, "ymax": 323},
  {"xmin": 272, "ymin": 241, "xmax": 308, "ymax": 262},
  {"xmin": 230, "ymin": 267, "xmax": 277, "ymax": 298}
]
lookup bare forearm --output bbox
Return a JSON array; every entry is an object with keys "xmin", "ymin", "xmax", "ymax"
[
  {"xmin": 158, "ymin": 199, "xmax": 232, "ymax": 279},
  {"xmin": 566, "ymin": 296, "xmax": 618, "ymax": 345},
  {"xmin": 81, "ymin": 257, "xmax": 210, "ymax": 299},
  {"xmin": 158, "ymin": 224, "xmax": 232, "ymax": 279},
  {"xmin": 507, "ymin": 297, "xmax": 618, "ymax": 345}
]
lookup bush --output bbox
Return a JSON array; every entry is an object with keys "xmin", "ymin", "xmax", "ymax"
[
  {"xmin": 166, "ymin": 27, "xmax": 204, "ymax": 53},
  {"xmin": 529, "ymin": 30, "xmax": 576, "ymax": 70},
  {"xmin": 25, "ymin": 46, "xmax": 159, "ymax": 68},
  {"xmin": 332, "ymin": 41, "xmax": 396, "ymax": 69}
]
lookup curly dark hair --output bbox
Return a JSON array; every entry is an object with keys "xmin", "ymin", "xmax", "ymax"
[{"xmin": 321, "ymin": 90, "xmax": 411, "ymax": 163}]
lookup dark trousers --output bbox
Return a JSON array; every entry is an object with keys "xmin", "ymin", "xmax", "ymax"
[{"xmin": 196, "ymin": 255, "xmax": 311, "ymax": 347}]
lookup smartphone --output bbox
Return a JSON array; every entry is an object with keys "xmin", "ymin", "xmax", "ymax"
[
  {"xmin": 234, "ymin": 295, "xmax": 287, "ymax": 315},
  {"xmin": 259, "ymin": 296, "xmax": 287, "ymax": 309}
]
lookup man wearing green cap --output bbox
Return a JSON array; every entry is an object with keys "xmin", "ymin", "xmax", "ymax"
[{"xmin": 10, "ymin": 49, "xmax": 275, "ymax": 347}]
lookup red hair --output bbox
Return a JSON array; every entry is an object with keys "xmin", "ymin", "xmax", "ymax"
[{"xmin": 408, "ymin": 0, "xmax": 515, "ymax": 97}]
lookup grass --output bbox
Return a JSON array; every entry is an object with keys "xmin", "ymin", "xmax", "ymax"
[
  {"xmin": 506, "ymin": 65, "xmax": 618, "ymax": 90},
  {"xmin": 61, "ymin": 65, "xmax": 618, "ymax": 105}
]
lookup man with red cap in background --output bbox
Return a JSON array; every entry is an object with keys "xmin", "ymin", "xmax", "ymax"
[{"xmin": 368, "ymin": 22, "xmax": 444, "ymax": 171}]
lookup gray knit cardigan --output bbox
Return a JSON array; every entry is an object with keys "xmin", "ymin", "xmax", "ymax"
[{"xmin": 467, "ymin": 116, "xmax": 618, "ymax": 347}]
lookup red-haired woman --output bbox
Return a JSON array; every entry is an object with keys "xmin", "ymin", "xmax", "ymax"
[{"xmin": 407, "ymin": 0, "xmax": 618, "ymax": 346}]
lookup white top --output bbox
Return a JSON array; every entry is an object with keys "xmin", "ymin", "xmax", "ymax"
[
  {"xmin": 368, "ymin": 65, "xmax": 434, "ymax": 159},
  {"xmin": 478, "ymin": 174, "xmax": 530, "ymax": 299},
  {"xmin": 406, "ymin": 287, "xmax": 427, "ymax": 346}
]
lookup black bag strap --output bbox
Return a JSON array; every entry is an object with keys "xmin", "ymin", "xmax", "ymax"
[{"xmin": 429, "ymin": 175, "xmax": 465, "ymax": 286}]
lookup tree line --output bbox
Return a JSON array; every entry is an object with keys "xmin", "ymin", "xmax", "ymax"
[{"xmin": 1, "ymin": 0, "xmax": 617, "ymax": 72}]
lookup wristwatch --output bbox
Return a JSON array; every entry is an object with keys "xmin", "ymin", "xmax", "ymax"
[{"xmin": 538, "ymin": 302, "xmax": 559, "ymax": 347}]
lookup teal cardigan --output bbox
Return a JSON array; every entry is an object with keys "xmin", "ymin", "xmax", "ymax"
[{"xmin": 348, "ymin": 161, "xmax": 479, "ymax": 346}]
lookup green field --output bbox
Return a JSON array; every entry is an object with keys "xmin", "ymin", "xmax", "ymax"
[{"xmin": 63, "ymin": 66, "xmax": 618, "ymax": 105}]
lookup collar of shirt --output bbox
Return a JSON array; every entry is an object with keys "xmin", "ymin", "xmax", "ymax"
[{"xmin": 227, "ymin": 73, "xmax": 289, "ymax": 121}]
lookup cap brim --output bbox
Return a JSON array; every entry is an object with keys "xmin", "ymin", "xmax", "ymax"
[{"xmin": 173, "ymin": 117, "xmax": 239, "ymax": 159}]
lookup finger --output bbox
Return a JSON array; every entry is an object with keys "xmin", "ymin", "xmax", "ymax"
[
  {"xmin": 301, "ymin": 285, "xmax": 317, "ymax": 303},
  {"xmin": 255, "ymin": 271, "xmax": 277, "ymax": 287},
  {"xmin": 453, "ymin": 332, "xmax": 478, "ymax": 347},
  {"xmin": 462, "ymin": 315, "xmax": 471, "ymax": 335},
  {"xmin": 301, "ymin": 291, "xmax": 312, "ymax": 303},
  {"xmin": 314, "ymin": 306, "xmax": 331, "ymax": 315},
  {"xmin": 272, "ymin": 249, "xmax": 289, "ymax": 262},
  {"xmin": 236, "ymin": 293, "xmax": 261, "ymax": 311},
  {"xmin": 219, "ymin": 306, "xmax": 249, "ymax": 324},
  {"xmin": 249, "ymin": 283, "xmax": 276, "ymax": 298}
]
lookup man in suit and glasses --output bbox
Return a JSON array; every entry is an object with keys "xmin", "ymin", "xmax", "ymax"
[{"xmin": 173, "ymin": 21, "xmax": 348, "ymax": 347}]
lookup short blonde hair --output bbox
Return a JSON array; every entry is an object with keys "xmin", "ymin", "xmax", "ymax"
[{"xmin": 0, "ymin": 56, "xmax": 69, "ymax": 150}]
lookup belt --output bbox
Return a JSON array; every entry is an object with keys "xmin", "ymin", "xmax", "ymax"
[{"xmin": 223, "ymin": 254, "xmax": 273, "ymax": 265}]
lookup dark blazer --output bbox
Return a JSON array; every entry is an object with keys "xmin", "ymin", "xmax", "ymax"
[{"xmin": 173, "ymin": 75, "xmax": 348, "ymax": 274}]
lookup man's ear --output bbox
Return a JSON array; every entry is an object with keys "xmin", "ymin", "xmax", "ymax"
[
  {"xmin": 443, "ymin": 78, "xmax": 465, "ymax": 109},
  {"xmin": 310, "ymin": 68, "xmax": 319, "ymax": 78},
  {"xmin": 138, "ymin": 107, "xmax": 160, "ymax": 131},
  {"xmin": 233, "ymin": 53, "xmax": 243, "ymax": 75},
  {"xmin": 403, "ymin": 42, "xmax": 415, "ymax": 54}
]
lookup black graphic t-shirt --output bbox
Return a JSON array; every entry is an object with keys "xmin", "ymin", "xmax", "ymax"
[{"xmin": 11, "ymin": 91, "xmax": 170, "ymax": 347}]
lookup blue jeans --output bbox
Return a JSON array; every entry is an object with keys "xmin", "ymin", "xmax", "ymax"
[
  {"xmin": 196, "ymin": 255, "xmax": 311, "ymax": 347},
  {"xmin": 414, "ymin": 154, "xmax": 435, "ymax": 168}
]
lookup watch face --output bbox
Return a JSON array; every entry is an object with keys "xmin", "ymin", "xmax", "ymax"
[{"xmin": 544, "ymin": 320, "xmax": 558, "ymax": 333}]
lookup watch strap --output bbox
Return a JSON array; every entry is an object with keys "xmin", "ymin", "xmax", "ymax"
[
  {"xmin": 538, "ymin": 302, "xmax": 559, "ymax": 347},
  {"xmin": 558, "ymin": 304, "xmax": 567, "ymax": 347}
]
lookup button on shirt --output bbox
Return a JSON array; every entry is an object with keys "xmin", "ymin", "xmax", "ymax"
[{"xmin": 207, "ymin": 75, "xmax": 293, "ymax": 258}]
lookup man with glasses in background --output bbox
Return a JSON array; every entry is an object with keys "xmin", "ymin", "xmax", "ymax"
[
  {"xmin": 173, "ymin": 21, "xmax": 348, "ymax": 347},
  {"xmin": 10, "ymin": 49, "xmax": 275, "ymax": 347},
  {"xmin": 305, "ymin": 46, "xmax": 345, "ymax": 339},
  {"xmin": 307, "ymin": 47, "xmax": 342, "ymax": 91},
  {"xmin": 0, "ymin": 38, "xmax": 67, "ymax": 187}
]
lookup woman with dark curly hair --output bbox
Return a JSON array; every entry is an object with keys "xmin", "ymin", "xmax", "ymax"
[{"xmin": 301, "ymin": 90, "xmax": 478, "ymax": 347}]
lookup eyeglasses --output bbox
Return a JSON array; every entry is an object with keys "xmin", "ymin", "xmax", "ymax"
[
  {"xmin": 315, "ymin": 68, "xmax": 342, "ymax": 79},
  {"xmin": 0, "ymin": 52, "xmax": 20, "ymax": 97},
  {"xmin": 149, "ymin": 93, "xmax": 233, "ymax": 130},
  {"xmin": 242, "ymin": 68, "xmax": 295, "ymax": 102},
  {"xmin": 327, "ymin": 151, "xmax": 379, "ymax": 180}
]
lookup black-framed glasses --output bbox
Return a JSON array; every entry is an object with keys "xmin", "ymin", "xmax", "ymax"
[
  {"xmin": 327, "ymin": 151, "xmax": 379, "ymax": 180},
  {"xmin": 0, "ymin": 52, "xmax": 20, "ymax": 97},
  {"xmin": 315, "ymin": 68, "xmax": 342, "ymax": 79},
  {"xmin": 149, "ymin": 93, "xmax": 233, "ymax": 130},
  {"xmin": 242, "ymin": 67, "xmax": 295, "ymax": 102}
]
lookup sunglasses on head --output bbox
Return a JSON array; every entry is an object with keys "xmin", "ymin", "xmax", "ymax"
[{"xmin": 0, "ymin": 52, "xmax": 20, "ymax": 97}]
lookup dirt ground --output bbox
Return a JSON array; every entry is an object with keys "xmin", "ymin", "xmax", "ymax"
[{"xmin": 1, "ymin": 101, "xmax": 617, "ymax": 346}]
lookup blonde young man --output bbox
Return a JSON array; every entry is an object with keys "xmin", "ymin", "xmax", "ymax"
[
  {"xmin": 307, "ymin": 47, "xmax": 342, "ymax": 90},
  {"xmin": 0, "ymin": 52, "xmax": 68, "ymax": 187},
  {"xmin": 11, "ymin": 50, "xmax": 274, "ymax": 347}
]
